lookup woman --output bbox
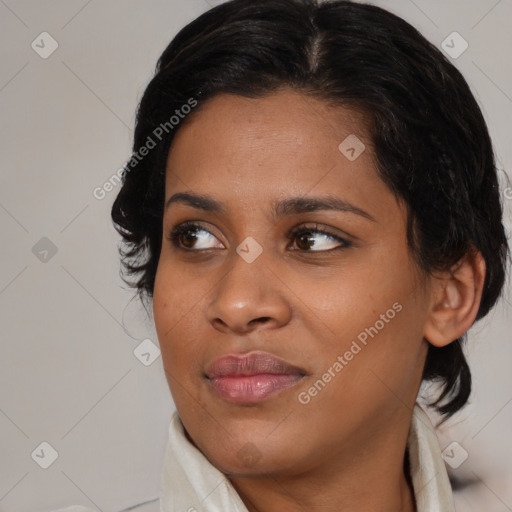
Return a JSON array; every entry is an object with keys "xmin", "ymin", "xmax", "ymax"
[{"xmin": 58, "ymin": 0, "xmax": 509, "ymax": 510}]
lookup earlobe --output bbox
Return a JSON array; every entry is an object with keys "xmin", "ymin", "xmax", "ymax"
[{"xmin": 424, "ymin": 250, "xmax": 486, "ymax": 348}]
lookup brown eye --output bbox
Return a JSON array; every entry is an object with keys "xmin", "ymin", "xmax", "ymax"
[
  {"xmin": 180, "ymin": 229, "xmax": 199, "ymax": 248},
  {"xmin": 295, "ymin": 231, "xmax": 316, "ymax": 250},
  {"xmin": 289, "ymin": 225, "xmax": 352, "ymax": 252},
  {"xmin": 167, "ymin": 222, "xmax": 224, "ymax": 251}
]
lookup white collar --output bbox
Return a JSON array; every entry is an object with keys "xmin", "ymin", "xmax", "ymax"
[{"xmin": 160, "ymin": 403, "xmax": 455, "ymax": 512}]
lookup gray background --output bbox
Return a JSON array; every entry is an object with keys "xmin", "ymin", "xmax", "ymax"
[{"xmin": 0, "ymin": 1, "xmax": 510, "ymax": 511}]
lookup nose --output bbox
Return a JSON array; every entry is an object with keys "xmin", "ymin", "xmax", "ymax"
[{"xmin": 206, "ymin": 250, "xmax": 292, "ymax": 335}]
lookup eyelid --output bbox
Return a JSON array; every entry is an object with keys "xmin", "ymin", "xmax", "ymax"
[
  {"xmin": 288, "ymin": 222, "xmax": 352, "ymax": 241},
  {"xmin": 168, "ymin": 220, "xmax": 223, "ymax": 239}
]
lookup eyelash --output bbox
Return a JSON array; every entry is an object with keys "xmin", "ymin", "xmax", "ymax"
[{"xmin": 166, "ymin": 221, "xmax": 352, "ymax": 253}]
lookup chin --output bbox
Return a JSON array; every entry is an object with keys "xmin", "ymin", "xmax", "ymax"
[{"xmin": 202, "ymin": 434, "xmax": 306, "ymax": 478}]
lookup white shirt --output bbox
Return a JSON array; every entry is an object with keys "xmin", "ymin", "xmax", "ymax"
[{"xmin": 55, "ymin": 403, "xmax": 455, "ymax": 512}]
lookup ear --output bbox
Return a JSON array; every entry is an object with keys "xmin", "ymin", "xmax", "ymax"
[{"xmin": 424, "ymin": 249, "xmax": 486, "ymax": 348}]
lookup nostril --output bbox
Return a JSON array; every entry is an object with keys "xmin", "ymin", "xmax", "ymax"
[{"xmin": 250, "ymin": 316, "xmax": 272, "ymax": 325}]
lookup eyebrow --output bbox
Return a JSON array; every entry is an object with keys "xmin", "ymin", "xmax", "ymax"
[{"xmin": 165, "ymin": 192, "xmax": 375, "ymax": 222}]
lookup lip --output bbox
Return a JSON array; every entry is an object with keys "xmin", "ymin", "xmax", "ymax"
[{"xmin": 205, "ymin": 351, "xmax": 306, "ymax": 404}]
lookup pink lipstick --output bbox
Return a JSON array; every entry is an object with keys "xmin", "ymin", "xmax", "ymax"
[{"xmin": 205, "ymin": 351, "xmax": 305, "ymax": 404}]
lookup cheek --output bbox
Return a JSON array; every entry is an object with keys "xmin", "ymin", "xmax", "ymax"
[
  {"xmin": 292, "ymin": 247, "xmax": 428, "ymax": 384},
  {"xmin": 153, "ymin": 257, "xmax": 208, "ymax": 330},
  {"xmin": 153, "ymin": 269, "xmax": 206, "ymax": 412},
  {"xmin": 152, "ymin": 264, "xmax": 203, "ymax": 368},
  {"xmin": 286, "ymin": 254, "xmax": 419, "ymax": 343}
]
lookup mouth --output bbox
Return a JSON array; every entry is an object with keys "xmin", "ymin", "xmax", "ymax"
[{"xmin": 204, "ymin": 351, "xmax": 306, "ymax": 404}]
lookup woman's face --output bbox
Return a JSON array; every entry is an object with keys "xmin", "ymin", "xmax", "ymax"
[{"xmin": 153, "ymin": 88, "xmax": 432, "ymax": 476}]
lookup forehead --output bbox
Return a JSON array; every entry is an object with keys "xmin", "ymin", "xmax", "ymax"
[
  {"xmin": 167, "ymin": 89, "xmax": 369, "ymax": 164},
  {"xmin": 164, "ymin": 89, "xmax": 388, "ymax": 214}
]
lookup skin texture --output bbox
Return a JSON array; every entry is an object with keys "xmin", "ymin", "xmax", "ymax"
[{"xmin": 152, "ymin": 88, "xmax": 486, "ymax": 512}]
